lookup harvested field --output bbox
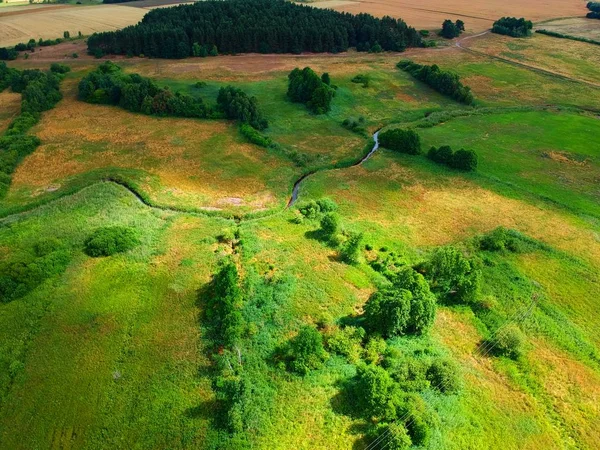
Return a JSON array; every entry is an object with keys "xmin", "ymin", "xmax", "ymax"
[
  {"xmin": 536, "ymin": 17, "xmax": 600, "ymax": 41},
  {"xmin": 320, "ymin": 0, "xmax": 587, "ymax": 32},
  {"xmin": 0, "ymin": 5, "xmax": 146, "ymax": 48}
]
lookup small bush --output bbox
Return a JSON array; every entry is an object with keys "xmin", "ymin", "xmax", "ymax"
[
  {"xmin": 316, "ymin": 197, "xmax": 338, "ymax": 213},
  {"xmin": 50, "ymin": 63, "xmax": 71, "ymax": 74},
  {"xmin": 351, "ymin": 74, "xmax": 370, "ymax": 87},
  {"xmin": 240, "ymin": 123, "xmax": 272, "ymax": 148},
  {"xmin": 364, "ymin": 288, "xmax": 412, "ymax": 338},
  {"xmin": 426, "ymin": 359, "xmax": 461, "ymax": 394},
  {"xmin": 84, "ymin": 226, "xmax": 140, "ymax": 257},
  {"xmin": 378, "ymin": 128, "xmax": 421, "ymax": 155},
  {"xmin": 490, "ymin": 324, "xmax": 526, "ymax": 359},
  {"xmin": 451, "ymin": 148, "xmax": 478, "ymax": 171},
  {"xmin": 285, "ymin": 326, "xmax": 329, "ymax": 375},
  {"xmin": 340, "ymin": 231, "xmax": 364, "ymax": 265},
  {"xmin": 368, "ymin": 422, "xmax": 412, "ymax": 450},
  {"xmin": 325, "ymin": 326, "xmax": 365, "ymax": 363},
  {"xmin": 320, "ymin": 212, "xmax": 340, "ymax": 237}
]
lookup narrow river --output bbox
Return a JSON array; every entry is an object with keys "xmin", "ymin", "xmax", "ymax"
[{"xmin": 287, "ymin": 130, "xmax": 380, "ymax": 206}]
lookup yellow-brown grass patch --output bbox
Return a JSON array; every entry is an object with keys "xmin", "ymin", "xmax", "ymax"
[
  {"xmin": 530, "ymin": 338, "xmax": 600, "ymax": 449},
  {"xmin": 434, "ymin": 309, "xmax": 563, "ymax": 447},
  {"xmin": 9, "ymin": 80, "xmax": 290, "ymax": 211},
  {"xmin": 312, "ymin": 154, "xmax": 600, "ymax": 266},
  {"xmin": 0, "ymin": 90, "xmax": 20, "ymax": 133}
]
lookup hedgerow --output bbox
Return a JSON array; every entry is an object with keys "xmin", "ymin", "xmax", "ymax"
[{"xmin": 397, "ymin": 60, "xmax": 474, "ymax": 105}]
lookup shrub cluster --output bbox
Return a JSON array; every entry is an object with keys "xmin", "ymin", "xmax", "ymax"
[
  {"xmin": 341, "ymin": 116, "xmax": 367, "ymax": 135},
  {"xmin": 202, "ymin": 260, "xmax": 294, "ymax": 446},
  {"xmin": 351, "ymin": 74, "xmax": 370, "ymax": 88},
  {"xmin": 425, "ymin": 246, "xmax": 481, "ymax": 304},
  {"xmin": 479, "ymin": 226, "xmax": 545, "ymax": 253},
  {"xmin": 78, "ymin": 61, "xmax": 211, "ymax": 118},
  {"xmin": 287, "ymin": 67, "xmax": 335, "ymax": 114},
  {"xmin": 83, "ymin": 226, "xmax": 140, "ymax": 257},
  {"xmin": 87, "ymin": 0, "xmax": 422, "ymax": 58},
  {"xmin": 217, "ymin": 86, "xmax": 268, "ymax": 130},
  {"xmin": 378, "ymin": 128, "xmax": 421, "ymax": 154},
  {"xmin": 297, "ymin": 197, "xmax": 338, "ymax": 219},
  {"xmin": 0, "ymin": 66, "xmax": 64, "ymax": 197},
  {"xmin": 440, "ymin": 19, "xmax": 465, "ymax": 39},
  {"xmin": 284, "ymin": 326, "xmax": 329, "ymax": 374},
  {"xmin": 491, "ymin": 17, "xmax": 533, "ymax": 37},
  {"xmin": 239, "ymin": 123, "xmax": 272, "ymax": 147},
  {"xmin": 428, "ymin": 145, "xmax": 478, "ymax": 171},
  {"xmin": 397, "ymin": 59, "xmax": 474, "ymax": 105},
  {"xmin": 365, "ymin": 267, "xmax": 436, "ymax": 337},
  {"xmin": 0, "ymin": 239, "xmax": 70, "ymax": 303}
]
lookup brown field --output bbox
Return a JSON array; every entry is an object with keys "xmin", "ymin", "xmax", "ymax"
[
  {"xmin": 0, "ymin": 91, "xmax": 20, "ymax": 134},
  {"xmin": 317, "ymin": 0, "xmax": 588, "ymax": 32},
  {"xmin": 7, "ymin": 80, "xmax": 297, "ymax": 212},
  {"xmin": 536, "ymin": 17, "xmax": 600, "ymax": 41},
  {"xmin": 0, "ymin": 4, "xmax": 146, "ymax": 47}
]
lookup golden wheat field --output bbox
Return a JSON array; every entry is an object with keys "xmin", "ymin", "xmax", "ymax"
[
  {"xmin": 315, "ymin": 0, "xmax": 588, "ymax": 32},
  {"xmin": 0, "ymin": 4, "xmax": 146, "ymax": 47}
]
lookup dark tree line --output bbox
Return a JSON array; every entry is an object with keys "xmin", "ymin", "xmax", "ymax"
[
  {"xmin": 428, "ymin": 145, "xmax": 478, "ymax": 171},
  {"xmin": 397, "ymin": 59, "xmax": 474, "ymax": 105},
  {"xmin": 78, "ymin": 62, "xmax": 268, "ymax": 129},
  {"xmin": 491, "ymin": 17, "xmax": 533, "ymax": 37},
  {"xmin": 287, "ymin": 67, "xmax": 335, "ymax": 114},
  {"xmin": 87, "ymin": 0, "xmax": 423, "ymax": 58},
  {"xmin": 78, "ymin": 61, "xmax": 210, "ymax": 117},
  {"xmin": 1, "ymin": 64, "xmax": 65, "ymax": 198}
]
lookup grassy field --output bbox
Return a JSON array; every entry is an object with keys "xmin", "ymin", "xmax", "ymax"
[{"xmin": 1, "ymin": 23, "xmax": 600, "ymax": 450}]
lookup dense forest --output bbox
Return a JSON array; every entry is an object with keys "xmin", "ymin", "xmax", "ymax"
[
  {"xmin": 86, "ymin": 0, "xmax": 423, "ymax": 58},
  {"xmin": 397, "ymin": 60, "xmax": 475, "ymax": 105}
]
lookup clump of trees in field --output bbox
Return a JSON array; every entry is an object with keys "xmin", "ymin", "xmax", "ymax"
[
  {"xmin": 586, "ymin": 2, "xmax": 600, "ymax": 18},
  {"xmin": 287, "ymin": 67, "xmax": 335, "ymax": 114},
  {"xmin": 397, "ymin": 60, "xmax": 474, "ymax": 105},
  {"xmin": 378, "ymin": 128, "xmax": 421, "ymax": 154},
  {"xmin": 440, "ymin": 19, "xmax": 465, "ymax": 39},
  {"xmin": 428, "ymin": 145, "xmax": 478, "ymax": 171},
  {"xmin": 86, "ymin": 0, "xmax": 423, "ymax": 58},
  {"xmin": 0, "ymin": 63, "xmax": 65, "ymax": 198},
  {"xmin": 492, "ymin": 17, "xmax": 533, "ymax": 37},
  {"xmin": 78, "ymin": 61, "xmax": 268, "ymax": 129},
  {"xmin": 84, "ymin": 226, "xmax": 140, "ymax": 257},
  {"xmin": 217, "ymin": 86, "xmax": 268, "ymax": 130},
  {"xmin": 78, "ymin": 61, "xmax": 211, "ymax": 118},
  {"xmin": 0, "ymin": 238, "xmax": 70, "ymax": 303}
]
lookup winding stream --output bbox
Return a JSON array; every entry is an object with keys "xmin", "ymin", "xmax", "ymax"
[{"xmin": 287, "ymin": 130, "xmax": 380, "ymax": 206}]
